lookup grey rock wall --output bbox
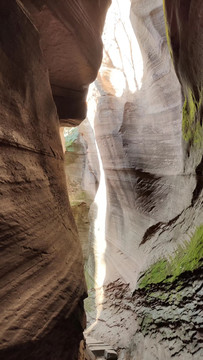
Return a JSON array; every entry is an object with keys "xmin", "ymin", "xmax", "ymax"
[
  {"xmin": 85, "ymin": 0, "xmax": 200, "ymax": 291},
  {"xmin": 83, "ymin": 0, "xmax": 203, "ymax": 358}
]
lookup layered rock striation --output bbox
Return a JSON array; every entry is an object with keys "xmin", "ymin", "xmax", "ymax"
[
  {"xmin": 80, "ymin": 0, "xmax": 203, "ymax": 358},
  {"xmin": 1, "ymin": 0, "xmax": 202, "ymax": 358},
  {"xmin": 84, "ymin": 0, "xmax": 197, "ymax": 290},
  {"xmin": 21, "ymin": 0, "xmax": 111, "ymax": 125},
  {"xmin": 0, "ymin": 0, "xmax": 109, "ymax": 359},
  {"xmin": 0, "ymin": 1, "xmax": 85, "ymax": 358}
]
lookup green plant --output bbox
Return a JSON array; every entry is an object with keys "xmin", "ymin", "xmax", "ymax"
[
  {"xmin": 182, "ymin": 89, "xmax": 202, "ymax": 145},
  {"xmin": 64, "ymin": 127, "xmax": 79, "ymax": 151},
  {"xmin": 139, "ymin": 225, "xmax": 203, "ymax": 289},
  {"xmin": 163, "ymin": 0, "xmax": 173, "ymax": 59}
]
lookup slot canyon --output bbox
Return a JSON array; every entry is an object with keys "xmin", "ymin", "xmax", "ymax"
[{"xmin": 0, "ymin": 0, "xmax": 202, "ymax": 359}]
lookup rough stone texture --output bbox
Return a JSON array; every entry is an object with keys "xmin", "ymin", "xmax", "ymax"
[
  {"xmin": 87, "ymin": 273, "xmax": 202, "ymax": 360},
  {"xmin": 82, "ymin": 0, "xmax": 203, "ymax": 359},
  {"xmin": 0, "ymin": 0, "xmax": 110, "ymax": 359},
  {"xmin": 132, "ymin": 268, "xmax": 203, "ymax": 360},
  {"xmin": 21, "ymin": 0, "xmax": 111, "ymax": 125},
  {"xmin": 85, "ymin": 336, "xmax": 117, "ymax": 358}
]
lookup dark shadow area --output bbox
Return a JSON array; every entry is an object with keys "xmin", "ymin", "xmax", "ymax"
[
  {"xmin": 192, "ymin": 155, "xmax": 203, "ymax": 205},
  {"xmin": 0, "ymin": 300, "xmax": 85, "ymax": 360}
]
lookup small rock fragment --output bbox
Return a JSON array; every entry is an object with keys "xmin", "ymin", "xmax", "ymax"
[{"xmin": 104, "ymin": 349, "xmax": 118, "ymax": 359}]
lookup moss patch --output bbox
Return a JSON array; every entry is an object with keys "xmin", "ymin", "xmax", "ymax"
[
  {"xmin": 139, "ymin": 225, "xmax": 203, "ymax": 289},
  {"xmin": 139, "ymin": 260, "xmax": 170, "ymax": 288},
  {"xmin": 182, "ymin": 89, "xmax": 202, "ymax": 145},
  {"xmin": 149, "ymin": 291, "xmax": 169, "ymax": 301},
  {"xmin": 163, "ymin": 0, "xmax": 173, "ymax": 59},
  {"xmin": 84, "ymin": 268, "xmax": 94, "ymax": 291},
  {"xmin": 162, "ymin": 2, "xmax": 203, "ymax": 146}
]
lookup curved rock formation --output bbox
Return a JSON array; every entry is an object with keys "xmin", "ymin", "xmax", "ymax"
[
  {"xmin": 82, "ymin": 0, "xmax": 203, "ymax": 359},
  {"xmin": 21, "ymin": 0, "xmax": 111, "ymax": 125},
  {"xmin": 86, "ymin": 0, "xmax": 188, "ymax": 290},
  {"xmin": 0, "ymin": 0, "xmax": 109, "ymax": 359},
  {"xmin": 1, "ymin": 0, "xmax": 202, "ymax": 358}
]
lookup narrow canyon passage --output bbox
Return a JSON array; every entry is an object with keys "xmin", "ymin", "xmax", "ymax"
[
  {"xmin": 0, "ymin": 1, "xmax": 202, "ymax": 360},
  {"xmin": 64, "ymin": 1, "xmax": 203, "ymax": 359}
]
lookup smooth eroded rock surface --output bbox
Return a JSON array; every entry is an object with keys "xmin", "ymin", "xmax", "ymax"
[
  {"xmin": 81, "ymin": 0, "xmax": 203, "ymax": 359},
  {"xmin": 0, "ymin": 1, "xmax": 86, "ymax": 358},
  {"xmin": 21, "ymin": 0, "xmax": 111, "ymax": 124}
]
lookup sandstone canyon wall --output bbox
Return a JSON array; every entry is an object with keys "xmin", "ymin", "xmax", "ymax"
[
  {"xmin": 64, "ymin": 0, "xmax": 203, "ymax": 359},
  {"xmin": 0, "ymin": 0, "xmax": 109, "ymax": 359},
  {"xmin": 0, "ymin": 0, "xmax": 202, "ymax": 359}
]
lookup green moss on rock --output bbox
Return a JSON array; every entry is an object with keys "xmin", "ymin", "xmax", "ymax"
[
  {"xmin": 182, "ymin": 89, "xmax": 202, "ymax": 145},
  {"xmin": 149, "ymin": 291, "xmax": 168, "ymax": 301},
  {"xmin": 162, "ymin": 2, "xmax": 202, "ymax": 146},
  {"xmin": 163, "ymin": 0, "xmax": 173, "ymax": 59},
  {"xmin": 85, "ymin": 268, "xmax": 94, "ymax": 291},
  {"xmin": 139, "ymin": 260, "xmax": 170, "ymax": 289},
  {"xmin": 141, "ymin": 314, "xmax": 154, "ymax": 334},
  {"xmin": 139, "ymin": 225, "xmax": 203, "ymax": 289},
  {"xmin": 171, "ymin": 226, "xmax": 203, "ymax": 275}
]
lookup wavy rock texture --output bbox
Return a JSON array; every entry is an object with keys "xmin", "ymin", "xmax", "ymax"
[
  {"xmin": 2, "ymin": 0, "xmax": 202, "ymax": 358},
  {"xmin": 21, "ymin": 0, "xmax": 111, "ymax": 125},
  {"xmin": 80, "ymin": 0, "xmax": 203, "ymax": 358},
  {"xmin": 85, "ymin": 0, "xmax": 196, "ymax": 291},
  {"xmin": 0, "ymin": 1, "xmax": 110, "ymax": 359}
]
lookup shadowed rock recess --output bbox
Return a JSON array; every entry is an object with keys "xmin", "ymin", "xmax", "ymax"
[{"xmin": 0, "ymin": 1, "xmax": 203, "ymax": 360}]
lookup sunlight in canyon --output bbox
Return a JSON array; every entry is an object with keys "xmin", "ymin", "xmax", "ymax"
[
  {"xmin": 87, "ymin": 84, "xmax": 107, "ymax": 323},
  {"xmin": 101, "ymin": 0, "xmax": 143, "ymax": 97},
  {"xmin": 1, "ymin": 0, "xmax": 203, "ymax": 359},
  {"xmin": 84, "ymin": 0, "xmax": 145, "ymax": 331}
]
